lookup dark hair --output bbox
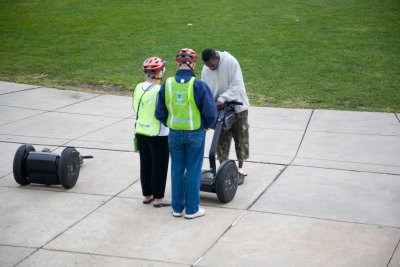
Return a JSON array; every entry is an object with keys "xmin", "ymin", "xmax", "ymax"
[{"xmin": 202, "ymin": 48, "xmax": 218, "ymax": 62}]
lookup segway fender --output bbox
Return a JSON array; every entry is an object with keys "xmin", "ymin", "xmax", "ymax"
[
  {"xmin": 215, "ymin": 160, "xmax": 239, "ymax": 203},
  {"xmin": 58, "ymin": 147, "xmax": 81, "ymax": 189},
  {"xmin": 13, "ymin": 144, "xmax": 35, "ymax": 185}
]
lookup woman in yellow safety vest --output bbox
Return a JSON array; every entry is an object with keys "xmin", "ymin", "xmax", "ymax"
[{"xmin": 133, "ymin": 57, "xmax": 170, "ymax": 207}]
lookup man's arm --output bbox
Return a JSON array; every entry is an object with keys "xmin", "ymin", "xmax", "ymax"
[
  {"xmin": 217, "ymin": 57, "xmax": 244, "ymax": 104},
  {"xmin": 202, "ymin": 82, "xmax": 218, "ymax": 129},
  {"xmin": 194, "ymin": 80, "xmax": 217, "ymax": 129}
]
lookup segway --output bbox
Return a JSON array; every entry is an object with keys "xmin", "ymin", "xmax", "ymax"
[
  {"xmin": 13, "ymin": 144, "xmax": 93, "ymax": 189},
  {"xmin": 201, "ymin": 101, "xmax": 242, "ymax": 203}
]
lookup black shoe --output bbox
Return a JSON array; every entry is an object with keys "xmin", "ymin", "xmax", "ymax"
[{"xmin": 142, "ymin": 198, "xmax": 154, "ymax": 204}]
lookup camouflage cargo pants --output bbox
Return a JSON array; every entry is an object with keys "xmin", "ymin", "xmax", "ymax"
[{"xmin": 217, "ymin": 110, "xmax": 249, "ymax": 162}]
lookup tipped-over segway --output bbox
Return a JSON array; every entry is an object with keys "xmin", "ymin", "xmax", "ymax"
[
  {"xmin": 201, "ymin": 101, "xmax": 242, "ymax": 203},
  {"xmin": 13, "ymin": 144, "xmax": 93, "ymax": 189}
]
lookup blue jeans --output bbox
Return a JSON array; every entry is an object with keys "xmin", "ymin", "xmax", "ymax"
[{"xmin": 168, "ymin": 128, "xmax": 205, "ymax": 215}]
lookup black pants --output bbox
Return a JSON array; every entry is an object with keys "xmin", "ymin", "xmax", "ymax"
[{"xmin": 136, "ymin": 134, "xmax": 169, "ymax": 199}]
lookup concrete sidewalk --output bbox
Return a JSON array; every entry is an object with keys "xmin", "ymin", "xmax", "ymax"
[{"xmin": 0, "ymin": 80, "xmax": 399, "ymax": 267}]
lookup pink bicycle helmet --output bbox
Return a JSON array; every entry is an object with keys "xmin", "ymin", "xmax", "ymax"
[
  {"xmin": 176, "ymin": 48, "xmax": 197, "ymax": 63},
  {"xmin": 142, "ymin": 57, "xmax": 165, "ymax": 76}
]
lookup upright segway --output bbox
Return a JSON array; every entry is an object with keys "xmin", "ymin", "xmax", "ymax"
[
  {"xmin": 201, "ymin": 101, "xmax": 242, "ymax": 203},
  {"xmin": 13, "ymin": 144, "xmax": 93, "ymax": 189}
]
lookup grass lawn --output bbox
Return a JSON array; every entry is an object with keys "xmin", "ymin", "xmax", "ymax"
[{"xmin": 0, "ymin": 0, "xmax": 399, "ymax": 112}]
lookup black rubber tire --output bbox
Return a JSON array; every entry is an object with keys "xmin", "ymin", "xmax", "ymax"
[
  {"xmin": 13, "ymin": 144, "xmax": 35, "ymax": 185},
  {"xmin": 58, "ymin": 147, "xmax": 80, "ymax": 189},
  {"xmin": 215, "ymin": 160, "xmax": 239, "ymax": 203}
]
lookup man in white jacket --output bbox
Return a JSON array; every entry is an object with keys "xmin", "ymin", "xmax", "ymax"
[{"xmin": 201, "ymin": 48, "xmax": 250, "ymax": 185}]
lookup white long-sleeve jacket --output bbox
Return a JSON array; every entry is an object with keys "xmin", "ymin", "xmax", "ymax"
[{"xmin": 201, "ymin": 51, "xmax": 249, "ymax": 113}]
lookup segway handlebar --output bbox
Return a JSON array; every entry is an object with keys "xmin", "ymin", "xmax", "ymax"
[
  {"xmin": 208, "ymin": 101, "xmax": 243, "ymax": 175},
  {"xmin": 79, "ymin": 154, "xmax": 93, "ymax": 165},
  {"xmin": 225, "ymin": 101, "xmax": 243, "ymax": 106}
]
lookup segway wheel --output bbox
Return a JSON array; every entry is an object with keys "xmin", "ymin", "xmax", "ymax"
[
  {"xmin": 58, "ymin": 147, "xmax": 80, "ymax": 189},
  {"xmin": 13, "ymin": 144, "xmax": 35, "ymax": 185},
  {"xmin": 215, "ymin": 160, "xmax": 239, "ymax": 203}
]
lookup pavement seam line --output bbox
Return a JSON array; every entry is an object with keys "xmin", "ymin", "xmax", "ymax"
[
  {"xmin": 294, "ymin": 156, "xmax": 400, "ymax": 167},
  {"xmin": 38, "ymin": 248, "xmax": 185, "ymax": 266},
  {"xmin": 305, "ymin": 130, "xmax": 400, "ymax": 137},
  {"xmin": 0, "ymin": 103, "xmax": 131, "ymax": 119},
  {"xmin": 0, "ymin": 140, "xmax": 134, "ymax": 153},
  {"xmin": 0, "ymin": 104, "xmax": 48, "ymax": 111},
  {"xmin": 192, "ymin": 256, "xmax": 203, "ymax": 266},
  {"xmin": 9, "ymin": 246, "xmax": 183, "ymax": 267},
  {"xmin": 395, "ymin": 113, "xmax": 400, "ymax": 124},
  {"xmin": 50, "ymin": 110, "xmax": 131, "ymax": 119},
  {"xmin": 291, "ymin": 109, "xmax": 315, "ymax": 162},
  {"xmin": 191, "ymin": 210, "xmax": 248, "ymax": 267},
  {"xmin": 0, "ymin": 185, "xmax": 126, "ymax": 198},
  {"xmin": 0, "ymin": 244, "xmax": 36, "ymax": 249},
  {"xmin": 0, "ymin": 86, "xmax": 42, "ymax": 96},
  {"xmin": 0, "ymin": 111, "xmax": 48, "ymax": 127},
  {"xmin": 12, "ymin": 249, "xmax": 39, "ymax": 267},
  {"xmin": 290, "ymin": 162, "xmax": 400, "ymax": 176},
  {"xmin": 249, "ymin": 209, "xmax": 400, "ymax": 230},
  {"xmin": 246, "ymin": 164, "xmax": 289, "ymax": 210},
  {"xmin": 231, "ymin": 210, "xmax": 247, "ymax": 226},
  {"xmin": 387, "ymin": 237, "xmax": 400, "ymax": 266},
  {"xmin": 0, "ymin": 173, "xmax": 9, "ymax": 180},
  {"xmin": 0, "ymin": 135, "xmax": 70, "ymax": 140}
]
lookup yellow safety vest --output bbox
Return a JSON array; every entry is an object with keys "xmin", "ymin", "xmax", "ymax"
[
  {"xmin": 133, "ymin": 83, "xmax": 161, "ymax": 136},
  {"xmin": 165, "ymin": 77, "xmax": 201, "ymax": 130}
]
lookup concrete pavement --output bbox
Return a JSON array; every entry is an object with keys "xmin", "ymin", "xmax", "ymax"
[{"xmin": 0, "ymin": 81, "xmax": 399, "ymax": 267}]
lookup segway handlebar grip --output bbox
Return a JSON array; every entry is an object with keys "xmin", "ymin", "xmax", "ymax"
[{"xmin": 226, "ymin": 101, "xmax": 243, "ymax": 106}]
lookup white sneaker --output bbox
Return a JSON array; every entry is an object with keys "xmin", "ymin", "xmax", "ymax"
[
  {"xmin": 184, "ymin": 208, "xmax": 206, "ymax": 219},
  {"xmin": 238, "ymin": 168, "xmax": 247, "ymax": 176},
  {"xmin": 172, "ymin": 210, "xmax": 182, "ymax": 217},
  {"xmin": 238, "ymin": 168, "xmax": 247, "ymax": 185}
]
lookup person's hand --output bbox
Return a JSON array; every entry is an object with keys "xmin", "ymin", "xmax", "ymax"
[{"xmin": 216, "ymin": 101, "xmax": 224, "ymax": 110}]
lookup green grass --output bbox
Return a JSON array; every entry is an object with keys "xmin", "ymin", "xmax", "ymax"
[{"xmin": 0, "ymin": 0, "xmax": 399, "ymax": 112}]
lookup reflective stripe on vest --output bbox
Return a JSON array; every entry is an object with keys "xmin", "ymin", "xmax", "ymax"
[
  {"xmin": 165, "ymin": 77, "xmax": 201, "ymax": 130},
  {"xmin": 133, "ymin": 83, "xmax": 161, "ymax": 136}
]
